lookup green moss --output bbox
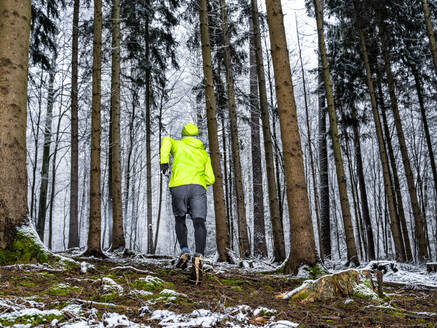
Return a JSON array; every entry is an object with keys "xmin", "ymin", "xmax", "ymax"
[
  {"xmin": 18, "ymin": 280, "xmax": 37, "ymax": 288},
  {"xmin": 130, "ymin": 276, "xmax": 168, "ymax": 291},
  {"xmin": 362, "ymin": 279, "xmax": 373, "ymax": 290},
  {"xmin": 221, "ymin": 279, "xmax": 242, "ymax": 286},
  {"xmin": 99, "ymin": 291, "xmax": 119, "ymax": 303},
  {"xmin": 290, "ymin": 290, "xmax": 311, "ymax": 302},
  {"xmin": 0, "ymin": 230, "xmax": 52, "ymax": 265},
  {"xmin": 48, "ymin": 283, "xmax": 81, "ymax": 296},
  {"xmin": 0, "ymin": 311, "xmax": 63, "ymax": 326},
  {"xmin": 39, "ymin": 271, "xmax": 56, "ymax": 279},
  {"xmin": 306, "ymin": 264, "xmax": 329, "ymax": 280},
  {"xmin": 230, "ymin": 286, "xmax": 243, "ymax": 291}
]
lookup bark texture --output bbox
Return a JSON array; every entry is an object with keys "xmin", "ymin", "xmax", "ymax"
[
  {"xmin": 110, "ymin": 0, "xmax": 125, "ymax": 250},
  {"xmin": 376, "ymin": 11, "xmax": 428, "ymax": 262},
  {"xmin": 68, "ymin": 0, "xmax": 80, "ymax": 249},
  {"xmin": 37, "ymin": 62, "xmax": 55, "ymax": 242},
  {"xmin": 314, "ymin": 0, "xmax": 358, "ymax": 266},
  {"xmin": 265, "ymin": 0, "xmax": 318, "ymax": 273},
  {"xmin": 0, "ymin": 0, "xmax": 32, "ymax": 248},
  {"xmin": 249, "ymin": 17, "xmax": 267, "ymax": 258},
  {"xmin": 251, "ymin": 0, "xmax": 285, "ymax": 262},
  {"xmin": 198, "ymin": 0, "xmax": 231, "ymax": 262},
  {"xmin": 86, "ymin": 0, "xmax": 104, "ymax": 256},
  {"xmin": 145, "ymin": 0, "xmax": 153, "ymax": 254},
  {"xmin": 219, "ymin": 0, "xmax": 250, "ymax": 258}
]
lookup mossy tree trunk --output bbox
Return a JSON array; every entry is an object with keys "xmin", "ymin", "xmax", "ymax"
[
  {"xmin": 198, "ymin": 0, "xmax": 231, "ymax": 262},
  {"xmin": 0, "ymin": 0, "xmax": 32, "ymax": 249},
  {"xmin": 251, "ymin": 0, "xmax": 285, "ymax": 262},
  {"xmin": 314, "ymin": 0, "xmax": 359, "ymax": 266},
  {"xmin": 86, "ymin": 0, "xmax": 104, "ymax": 257},
  {"xmin": 219, "ymin": 0, "xmax": 250, "ymax": 258},
  {"xmin": 68, "ymin": 0, "xmax": 80, "ymax": 249},
  {"xmin": 265, "ymin": 0, "xmax": 318, "ymax": 273}
]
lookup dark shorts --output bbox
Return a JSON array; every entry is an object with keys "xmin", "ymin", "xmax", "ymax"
[{"xmin": 170, "ymin": 184, "xmax": 207, "ymax": 219}]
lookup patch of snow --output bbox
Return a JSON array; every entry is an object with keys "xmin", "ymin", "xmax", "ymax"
[
  {"xmin": 62, "ymin": 304, "xmax": 82, "ymax": 315},
  {"xmin": 102, "ymin": 277, "xmax": 123, "ymax": 294},
  {"xmin": 266, "ymin": 320, "xmax": 299, "ymax": 327},
  {"xmin": 281, "ymin": 280, "xmax": 313, "ymax": 300},
  {"xmin": 353, "ymin": 282, "xmax": 378, "ymax": 300},
  {"xmin": 149, "ymin": 310, "xmax": 176, "ymax": 321},
  {"xmin": 0, "ymin": 308, "xmax": 62, "ymax": 323},
  {"xmin": 80, "ymin": 262, "xmax": 94, "ymax": 274},
  {"xmin": 138, "ymin": 275, "xmax": 165, "ymax": 286},
  {"xmin": 159, "ymin": 289, "xmax": 187, "ymax": 298},
  {"xmin": 253, "ymin": 307, "xmax": 277, "ymax": 317},
  {"xmin": 130, "ymin": 289, "xmax": 154, "ymax": 297},
  {"xmin": 383, "ymin": 268, "xmax": 437, "ymax": 288},
  {"xmin": 344, "ymin": 298, "xmax": 354, "ymax": 304}
]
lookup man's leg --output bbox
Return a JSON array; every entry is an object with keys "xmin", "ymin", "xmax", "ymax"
[
  {"xmin": 170, "ymin": 186, "xmax": 190, "ymax": 255},
  {"xmin": 192, "ymin": 218, "xmax": 207, "ymax": 255},
  {"xmin": 175, "ymin": 215, "xmax": 189, "ymax": 254},
  {"xmin": 188, "ymin": 185, "xmax": 207, "ymax": 256}
]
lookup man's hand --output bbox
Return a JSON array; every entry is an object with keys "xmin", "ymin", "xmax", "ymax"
[{"xmin": 160, "ymin": 163, "xmax": 169, "ymax": 176}]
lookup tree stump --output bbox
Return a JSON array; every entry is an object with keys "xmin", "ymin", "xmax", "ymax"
[{"xmin": 278, "ymin": 269, "xmax": 383, "ymax": 303}]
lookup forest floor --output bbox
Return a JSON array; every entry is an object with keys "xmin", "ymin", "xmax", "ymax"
[{"xmin": 0, "ymin": 254, "xmax": 436, "ymax": 327}]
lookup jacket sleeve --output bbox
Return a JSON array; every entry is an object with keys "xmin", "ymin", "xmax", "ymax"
[
  {"xmin": 160, "ymin": 136, "xmax": 174, "ymax": 164},
  {"xmin": 205, "ymin": 155, "xmax": 215, "ymax": 186}
]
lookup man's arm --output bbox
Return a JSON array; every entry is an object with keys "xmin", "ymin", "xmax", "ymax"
[
  {"xmin": 205, "ymin": 156, "xmax": 215, "ymax": 186},
  {"xmin": 160, "ymin": 136, "xmax": 174, "ymax": 164}
]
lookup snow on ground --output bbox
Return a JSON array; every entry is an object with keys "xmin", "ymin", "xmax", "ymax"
[
  {"xmin": 364, "ymin": 261, "xmax": 437, "ymax": 288},
  {"xmin": 0, "ymin": 301, "xmax": 298, "ymax": 328}
]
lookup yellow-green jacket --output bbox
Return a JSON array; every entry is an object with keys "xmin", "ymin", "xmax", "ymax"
[{"xmin": 160, "ymin": 123, "xmax": 215, "ymax": 189}]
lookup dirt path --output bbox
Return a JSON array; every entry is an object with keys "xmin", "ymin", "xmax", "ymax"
[{"xmin": 0, "ymin": 257, "xmax": 435, "ymax": 327}]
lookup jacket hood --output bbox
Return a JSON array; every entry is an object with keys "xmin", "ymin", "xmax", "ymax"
[
  {"xmin": 182, "ymin": 136, "xmax": 204, "ymax": 149},
  {"xmin": 181, "ymin": 123, "xmax": 198, "ymax": 137}
]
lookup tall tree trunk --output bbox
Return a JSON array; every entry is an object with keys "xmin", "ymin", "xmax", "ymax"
[
  {"xmin": 296, "ymin": 15, "xmax": 323, "ymax": 260},
  {"xmin": 153, "ymin": 92, "xmax": 164, "ymax": 254},
  {"xmin": 219, "ymin": 0, "xmax": 250, "ymax": 258},
  {"xmin": 376, "ymin": 72, "xmax": 413, "ymax": 262},
  {"xmin": 145, "ymin": 0, "xmax": 153, "ymax": 254},
  {"xmin": 85, "ymin": 0, "xmax": 104, "ymax": 257},
  {"xmin": 37, "ymin": 58, "xmax": 56, "ymax": 243},
  {"xmin": 353, "ymin": 0, "xmax": 406, "ymax": 261},
  {"xmin": 251, "ymin": 0, "xmax": 285, "ymax": 261},
  {"xmin": 198, "ymin": 0, "xmax": 231, "ymax": 262},
  {"xmin": 314, "ymin": 0, "xmax": 359, "ymax": 266},
  {"xmin": 249, "ymin": 18, "xmax": 267, "ymax": 258},
  {"xmin": 376, "ymin": 11, "xmax": 428, "ymax": 262},
  {"xmin": 421, "ymin": 0, "xmax": 437, "ymax": 76},
  {"xmin": 69, "ymin": 0, "xmax": 80, "ymax": 249},
  {"xmin": 351, "ymin": 106, "xmax": 375, "ymax": 260},
  {"xmin": 318, "ymin": 65, "xmax": 331, "ymax": 261},
  {"xmin": 411, "ymin": 67, "xmax": 437, "ymax": 194},
  {"xmin": 265, "ymin": 0, "xmax": 318, "ymax": 273},
  {"xmin": 30, "ymin": 70, "xmax": 44, "ymax": 224},
  {"xmin": 110, "ymin": 0, "xmax": 125, "ymax": 250},
  {"xmin": 49, "ymin": 106, "xmax": 65, "ymax": 250},
  {"xmin": 344, "ymin": 137, "xmax": 364, "ymax": 260},
  {"xmin": 0, "ymin": 0, "xmax": 32, "ymax": 248}
]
